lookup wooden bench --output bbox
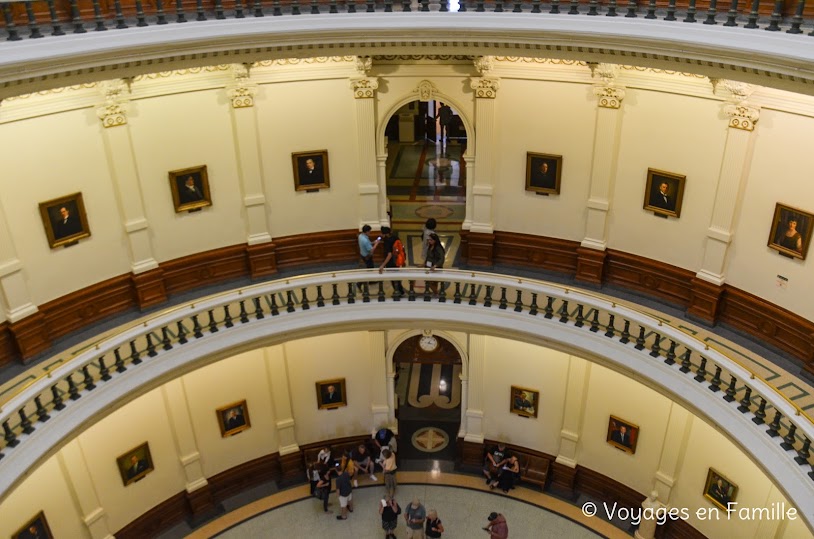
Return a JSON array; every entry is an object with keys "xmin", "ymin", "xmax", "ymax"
[{"xmin": 520, "ymin": 454, "xmax": 550, "ymax": 491}]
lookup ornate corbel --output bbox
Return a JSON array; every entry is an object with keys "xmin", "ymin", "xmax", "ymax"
[
  {"xmin": 227, "ymin": 63, "xmax": 257, "ymax": 109},
  {"xmin": 590, "ymin": 63, "xmax": 625, "ymax": 109},
  {"xmin": 715, "ymin": 80, "xmax": 760, "ymax": 131},
  {"xmin": 96, "ymin": 79, "xmax": 130, "ymax": 128}
]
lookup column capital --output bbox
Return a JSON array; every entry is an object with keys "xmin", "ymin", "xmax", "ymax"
[
  {"xmin": 712, "ymin": 79, "xmax": 760, "ymax": 131},
  {"xmin": 470, "ymin": 77, "xmax": 500, "ymax": 99},
  {"xmin": 350, "ymin": 77, "xmax": 379, "ymax": 99},
  {"xmin": 227, "ymin": 63, "xmax": 257, "ymax": 109},
  {"xmin": 96, "ymin": 79, "xmax": 130, "ymax": 128},
  {"xmin": 590, "ymin": 63, "xmax": 625, "ymax": 109}
]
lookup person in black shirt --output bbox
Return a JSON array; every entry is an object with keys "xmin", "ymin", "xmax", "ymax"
[
  {"xmin": 379, "ymin": 494, "xmax": 402, "ymax": 539},
  {"xmin": 378, "ymin": 227, "xmax": 405, "ymax": 295}
]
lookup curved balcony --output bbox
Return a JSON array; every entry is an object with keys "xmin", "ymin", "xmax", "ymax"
[
  {"xmin": 1, "ymin": 3, "xmax": 814, "ymax": 99},
  {"xmin": 0, "ymin": 268, "xmax": 812, "ymax": 531}
]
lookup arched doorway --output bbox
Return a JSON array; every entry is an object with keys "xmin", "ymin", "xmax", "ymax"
[
  {"xmin": 392, "ymin": 331, "xmax": 462, "ymax": 464},
  {"xmin": 383, "ymin": 99, "xmax": 468, "ymax": 267}
]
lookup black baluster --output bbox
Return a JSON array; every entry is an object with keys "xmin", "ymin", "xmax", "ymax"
[
  {"xmin": 782, "ymin": 424, "xmax": 797, "ymax": 449},
  {"xmin": 766, "ymin": 411, "xmax": 782, "ymax": 437},
  {"xmin": 112, "ymin": 0, "xmax": 127, "ymax": 28},
  {"xmin": 514, "ymin": 291, "xmax": 524, "ymax": 312},
  {"xmin": 441, "ymin": 0, "xmax": 449, "ymax": 10},
  {"xmin": 286, "ymin": 291, "xmax": 296, "ymax": 312},
  {"xmin": 684, "ymin": 0, "xmax": 697, "ymax": 21},
  {"xmin": 625, "ymin": 0, "xmax": 636, "ymax": 17},
  {"xmin": 559, "ymin": 300, "xmax": 570, "ymax": 323},
  {"xmin": 664, "ymin": 340, "xmax": 677, "ymax": 365},
  {"xmin": 24, "ymin": 1, "xmax": 45, "ymax": 37},
  {"xmin": 703, "ymin": 0, "xmax": 717, "ymax": 23},
  {"xmin": 708, "ymin": 366, "xmax": 722, "ymax": 392},
  {"xmin": 47, "ymin": 0, "xmax": 65, "ymax": 35},
  {"xmin": 316, "ymin": 286, "xmax": 325, "ymax": 308},
  {"xmin": 634, "ymin": 326, "xmax": 646, "ymax": 350},
  {"xmin": 19, "ymin": 408, "xmax": 34, "ymax": 434},
  {"xmin": 34, "ymin": 396, "xmax": 50, "ymax": 422},
  {"xmin": 67, "ymin": 0, "xmax": 87, "ymax": 32},
  {"xmin": 155, "ymin": 0, "xmax": 167, "ymax": 23},
  {"xmin": 649, "ymin": 333, "xmax": 662, "ymax": 357},
  {"xmin": 403, "ymin": 0, "xmax": 411, "ymax": 11},
  {"xmin": 118, "ymin": 347, "xmax": 131, "ymax": 371},
  {"xmin": 162, "ymin": 327, "xmax": 173, "ymax": 350},
  {"xmin": 255, "ymin": 0, "xmax": 265, "ymax": 16},
  {"xmin": 129, "ymin": 341, "xmax": 142, "ymax": 364},
  {"xmin": 606, "ymin": 0, "xmax": 617, "ymax": 16},
  {"xmin": 589, "ymin": 310, "xmax": 600, "ymax": 332},
  {"xmin": 744, "ymin": 0, "xmax": 760, "ymax": 28},
  {"xmin": 694, "ymin": 357, "xmax": 707, "ymax": 382},
  {"xmin": 438, "ymin": 282, "xmax": 447, "ymax": 303},
  {"xmin": 620, "ymin": 320, "xmax": 631, "ymax": 344},
  {"xmin": 604, "ymin": 314, "xmax": 616, "ymax": 337},
  {"xmin": 208, "ymin": 310, "xmax": 219, "ymax": 332},
  {"xmin": 458, "ymin": 0, "xmax": 466, "ymax": 10},
  {"xmin": 384, "ymin": 0, "xmax": 392, "ymax": 11},
  {"xmin": 529, "ymin": 293, "xmax": 539, "ymax": 316},
  {"xmin": 531, "ymin": 0, "xmax": 541, "ymax": 12},
  {"xmin": 644, "ymin": 0, "xmax": 656, "ymax": 18},
  {"xmin": 679, "ymin": 349, "xmax": 692, "ymax": 373},
  {"xmin": 421, "ymin": 0, "xmax": 429, "ymax": 11},
  {"xmin": 362, "ymin": 283, "xmax": 371, "ymax": 303},
  {"xmin": 512, "ymin": 0, "xmax": 521, "ymax": 11},
  {"xmin": 795, "ymin": 437, "xmax": 811, "ymax": 464},
  {"xmin": 82, "ymin": 366, "xmax": 96, "ymax": 391},
  {"xmin": 499, "ymin": 288, "xmax": 508, "ymax": 310},
  {"xmin": 331, "ymin": 284, "xmax": 340, "ymax": 305},
  {"xmin": 291, "ymin": 0, "xmax": 301, "ymax": 14},
  {"xmin": 752, "ymin": 397, "xmax": 767, "ymax": 424},
  {"xmin": 424, "ymin": 283, "xmax": 432, "ymax": 302},
  {"xmin": 544, "ymin": 297, "xmax": 555, "ymax": 319},
  {"xmin": 574, "ymin": 305, "xmax": 584, "ymax": 327},
  {"xmin": 145, "ymin": 333, "xmax": 158, "ymax": 357},
  {"xmin": 191, "ymin": 315, "xmax": 204, "ymax": 337},
  {"xmin": 99, "ymin": 356, "xmax": 112, "ymax": 380},
  {"xmin": 475, "ymin": 0, "xmax": 484, "ymax": 11},
  {"xmin": 587, "ymin": 0, "xmax": 598, "ymax": 14},
  {"xmin": 175, "ymin": 322, "xmax": 188, "ymax": 344},
  {"xmin": 484, "ymin": 286, "xmax": 493, "ymax": 307},
  {"xmin": 196, "ymin": 0, "xmax": 207, "ymax": 20},
  {"xmin": 724, "ymin": 0, "xmax": 738, "ymax": 25},
  {"xmin": 3, "ymin": 421, "xmax": 19, "ymax": 447},
  {"xmin": 176, "ymin": 0, "xmax": 187, "ymax": 22},
  {"xmin": 135, "ymin": 0, "xmax": 148, "ymax": 26},
  {"xmin": 51, "ymin": 384, "xmax": 66, "ymax": 411},
  {"xmin": 468, "ymin": 284, "xmax": 478, "ymax": 306},
  {"xmin": 346, "ymin": 284, "xmax": 356, "ymax": 304},
  {"xmin": 253, "ymin": 297, "xmax": 265, "ymax": 318},
  {"xmin": 788, "ymin": 0, "xmax": 805, "ymax": 32},
  {"xmin": 67, "ymin": 374, "xmax": 81, "ymax": 400},
  {"xmin": 222, "ymin": 305, "xmax": 234, "ymax": 328},
  {"xmin": 765, "ymin": 0, "xmax": 783, "ymax": 30},
  {"xmin": 215, "ymin": 0, "xmax": 225, "ymax": 18},
  {"xmin": 724, "ymin": 375, "xmax": 737, "ymax": 402},
  {"xmin": 568, "ymin": 0, "xmax": 579, "ymax": 13},
  {"xmin": 310, "ymin": 0, "xmax": 319, "ymax": 14},
  {"xmin": 549, "ymin": 0, "xmax": 559, "ymax": 13},
  {"xmin": 297, "ymin": 288, "xmax": 309, "ymax": 310},
  {"xmin": 378, "ymin": 283, "xmax": 387, "ymax": 302},
  {"xmin": 737, "ymin": 387, "xmax": 752, "ymax": 413},
  {"xmin": 236, "ymin": 0, "xmax": 246, "ymax": 17},
  {"xmin": 347, "ymin": 0, "xmax": 356, "ymax": 13},
  {"xmin": 408, "ymin": 280, "xmax": 417, "ymax": 302},
  {"xmin": 454, "ymin": 283, "xmax": 463, "ymax": 304},
  {"xmin": 664, "ymin": 0, "xmax": 677, "ymax": 19}
]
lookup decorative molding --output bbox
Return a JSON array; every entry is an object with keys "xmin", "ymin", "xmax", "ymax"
[
  {"xmin": 605, "ymin": 249, "xmax": 694, "ymax": 307},
  {"xmin": 132, "ymin": 268, "xmax": 168, "ymax": 310},
  {"xmin": 590, "ymin": 63, "xmax": 626, "ymax": 109},
  {"xmin": 575, "ymin": 247, "xmax": 607, "ymax": 286},
  {"xmin": 7, "ymin": 312, "xmax": 51, "ymax": 362},
  {"xmin": 226, "ymin": 63, "xmax": 256, "ymax": 108},
  {"xmin": 161, "ymin": 246, "xmax": 249, "ymax": 296},
  {"xmin": 95, "ymin": 79, "xmax": 130, "ymax": 128},
  {"xmin": 350, "ymin": 77, "xmax": 379, "ymax": 99},
  {"xmin": 414, "ymin": 79, "xmax": 438, "ymax": 102},
  {"xmin": 473, "ymin": 55, "xmax": 494, "ymax": 75},
  {"xmin": 491, "ymin": 232, "xmax": 580, "ymax": 275},
  {"xmin": 460, "ymin": 231, "xmax": 496, "ymax": 267},
  {"xmin": 470, "ymin": 77, "xmax": 500, "ymax": 99},
  {"xmin": 355, "ymin": 56, "xmax": 372, "ymax": 75},
  {"xmin": 714, "ymin": 79, "xmax": 760, "ymax": 130},
  {"xmin": 688, "ymin": 277, "xmax": 724, "ymax": 326}
]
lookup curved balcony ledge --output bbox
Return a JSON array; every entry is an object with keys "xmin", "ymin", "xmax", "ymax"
[
  {"xmin": 2, "ymin": 13, "xmax": 814, "ymax": 99},
  {"xmin": 0, "ymin": 269, "xmax": 812, "ymax": 532}
]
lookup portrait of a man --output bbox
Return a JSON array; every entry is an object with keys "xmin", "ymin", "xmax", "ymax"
[
  {"xmin": 643, "ymin": 168, "xmax": 686, "ymax": 218},
  {"xmin": 39, "ymin": 192, "xmax": 91, "ymax": 248},
  {"xmin": 703, "ymin": 468, "xmax": 738, "ymax": 510},
  {"xmin": 217, "ymin": 400, "xmax": 251, "ymax": 437},
  {"xmin": 12, "ymin": 512, "xmax": 53, "ymax": 539},
  {"xmin": 168, "ymin": 165, "xmax": 212, "ymax": 212},
  {"xmin": 525, "ymin": 152, "xmax": 562, "ymax": 195},
  {"xmin": 293, "ymin": 150, "xmax": 330, "ymax": 191},
  {"xmin": 116, "ymin": 442, "xmax": 154, "ymax": 486},
  {"xmin": 509, "ymin": 385, "xmax": 539, "ymax": 418},
  {"xmin": 606, "ymin": 416, "xmax": 639, "ymax": 454},
  {"xmin": 316, "ymin": 378, "xmax": 347, "ymax": 409},
  {"xmin": 767, "ymin": 203, "xmax": 814, "ymax": 260}
]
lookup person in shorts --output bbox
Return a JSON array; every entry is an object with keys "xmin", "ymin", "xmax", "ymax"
[
  {"xmin": 379, "ymin": 494, "xmax": 402, "ymax": 539},
  {"xmin": 335, "ymin": 467, "xmax": 354, "ymax": 520}
]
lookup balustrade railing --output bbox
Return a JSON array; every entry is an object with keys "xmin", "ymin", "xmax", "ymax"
[
  {"xmin": 1, "ymin": 0, "xmax": 813, "ymax": 42},
  {"xmin": 0, "ymin": 268, "xmax": 812, "ymax": 505}
]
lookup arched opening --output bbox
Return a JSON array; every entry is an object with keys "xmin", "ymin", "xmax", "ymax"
[
  {"xmin": 392, "ymin": 331, "xmax": 462, "ymax": 464},
  {"xmin": 382, "ymin": 98, "xmax": 469, "ymax": 268}
]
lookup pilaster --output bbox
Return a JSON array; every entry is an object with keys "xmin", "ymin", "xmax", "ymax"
[
  {"xmin": 265, "ymin": 345, "xmax": 299, "ymax": 454},
  {"xmin": 59, "ymin": 440, "xmax": 114, "ymax": 539},
  {"xmin": 654, "ymin": 403, "xmax": 693, "ymax": 503},
  {"xmin": 0, "ymin": 199, "xmax": 38, "ymax": 324},
  {"xmin": 350, "ymin": 57, "xmax": 383, "ymax": 228},
  {"xmin": 369, "ymin": 330, "xmax": 390, "ymax": 429},
  {"xmin": 227, "ymin": 64, "xmax": 273, "ymax": 252},
  {"xmin": 556, "ymin": 356, "xmax": 590, "ymax": 467},
  {"xmin": 463, "ymin": 333, "xmax": 486, "ymax": 442},
  {"xmin": 469, "ymin": 57, "xmax": 499, "ymax": 235}
]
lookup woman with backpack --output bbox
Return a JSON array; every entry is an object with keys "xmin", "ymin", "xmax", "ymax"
[{"xmin": 424, "ymin": 233, "xmax": 446, "ymax": 295}]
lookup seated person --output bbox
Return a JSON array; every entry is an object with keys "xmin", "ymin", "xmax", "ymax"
[
  {"xmin": 317, "ymin": 445, "xmax": 333, "ymax": 466},
  {"xmin": 497, "ymin": 455, "xmax": 520, "ymax": 492},
  {"xmin": 353, "ymin": 443, "xmax": 377, "ymax": 481},
  {"xmin": 483, "ymin": 442, "xmax": 509, "ymax": 488}
]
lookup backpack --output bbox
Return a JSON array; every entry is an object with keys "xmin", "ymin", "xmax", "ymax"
[{"xmin": 393, "ymin": 238, "xmax": 406, "ymax": 268}]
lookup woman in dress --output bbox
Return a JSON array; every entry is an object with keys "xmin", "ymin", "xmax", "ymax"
[{"xmin": 778, "ymin": 219, "xmax": 803, "ymax": 254}]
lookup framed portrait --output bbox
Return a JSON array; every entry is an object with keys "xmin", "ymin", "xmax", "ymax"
[
  {"xmin": 12, "ymin": 511, "xmax": 53, "ymax": 539},
  {"xmin": 116, "ymin": 442, "xmax": 154, "ymax": 486},
  {"xmin": 509, "ymin": 385, "xmax": 539, "ymax": 418},
  {"xmin": 643, "ymin": 168, "xmax": 686, "ymax": 218},
  {"xmin": 606, "ymin": 415, "xmax": 639, "ymax": 454},
  {"xmin": 703, "ymin": 468, "xmax": 738, "ymax": 510},
  {"xmin": 38, "ymin": 192, "xmax": 91, "ymax": 248},
  {"xmin": 316, "ymin": 377, "xmax": 347, "ymax": 409},
  {"xmin": 525, "ymin": 152, "xmax": 562, "ymax": 195},
  {"xmin": 767, "ymin": 203, "xmax": 814, "ymax": 260},
  {"xmin": 169, "ymin": 165, "xmax": 212, "ymax": 213},
  {"xmin": 216, "ymin": 399, "xmax": 251, "ymax": 437},
  {"xmin": 292, "ymin": 150, "xmax": 330, "ymax": 192}
]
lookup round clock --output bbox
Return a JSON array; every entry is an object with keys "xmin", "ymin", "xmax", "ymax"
[{"xmin": 419, "ymin": 334, "xmax": 439, "ymax": 352}]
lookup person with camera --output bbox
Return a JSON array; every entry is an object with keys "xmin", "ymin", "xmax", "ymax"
[{"xmin": 379, "ymin": 494, "xmax": 402, "ymax": 539}]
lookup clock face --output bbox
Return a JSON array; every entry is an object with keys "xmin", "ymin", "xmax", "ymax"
[{"xmin": 419, "ymin": 335, "xmax": 438, "ymax": 352}]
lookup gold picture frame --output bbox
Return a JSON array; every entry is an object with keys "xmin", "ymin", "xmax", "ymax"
[
  {"xmin": 169, "ymin": 165, "xmax": 212, "ymax": 213},
  {"xmin": 316, "ymin": 377, "xmax": 347, "ymax": 409},
  {"xmin": 643, "ymin": 168, "xmax": 686, "ymax": 218},
  {"xmin": 606, "ymin": 415, "xmax": 640, "ymax": 455},
  {"xmin": 509, "ymin": 385, "xmax": 539, "ymax": 418},
  {"xmin": 767, "ymin": 202, "xmax": 814, "ymax": 260},
  {"xmin": 292, "ymin": 150, "xmax": 330, "ymax": 192},
  {"xmin": 116, "ymin": 442, "xmax": 154, "ymax": 486},
  {"xmin": 703, "ymin": 468, "xmax": 738, "ymax": 510},
  {"xmin": 12, "ymin": 511, "xmax": 54, "ymax": 539},
  {"xmin": 38, "ymin": 192, "xmax": 91, "ymax": 248},
  {"xmin": 216, "ymin": 399, "xmax": 251, "ymax": 437},
  {"xmin": 525, "ymin": 152, "xmax": 562, "ymax": 195}
]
